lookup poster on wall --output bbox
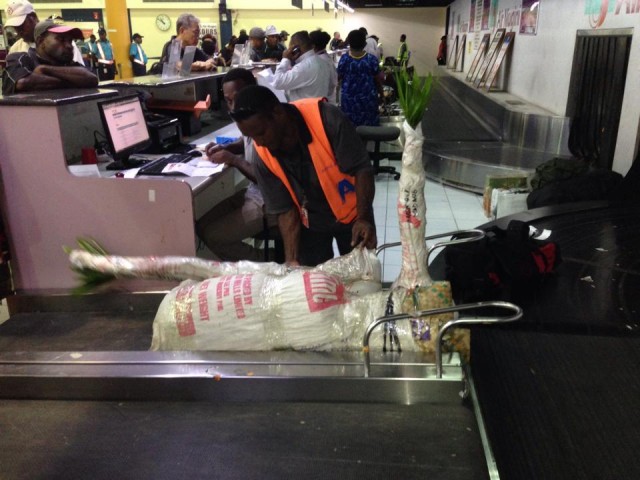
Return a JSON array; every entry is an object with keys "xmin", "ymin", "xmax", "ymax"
[
  {"xmin": 466, "ymin": 33, "xmax": 490, "ymax": 82},
  {"xmin": 447, "ymin": 35, "xmax": 459, "ymax": 69},
  {"xmin": 200, "ymin": 23, "xmax": 218, "ymax": 38},
  {"xmin": 489, "ymin": 0, "xmax": 499, "ymax": 30},
  {"xmin": 481, "ymin": 0, "xmax": 491, "ymax": 30},
  {"xmin": 469, "ymin": 0, "xmax": 476, "ymax": 31},
  {"xmin": 520, "ymin": 0, "xmax": 540, "ymax": 35},
  {"xmin": 455, "ymin": 34, "xmax": 466, "ymax": 72},
  {"xmin": 484, "ymin": 32, "xmax": 515, "ymax": 91},
  {"xmin": 473, "ymin": 28, "xmax": 506, "ymax": 88}
]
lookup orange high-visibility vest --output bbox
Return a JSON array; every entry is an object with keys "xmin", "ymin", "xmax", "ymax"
[{"xmin": 254, "ymin": 98, "xmax": 357, "ymax": 225}]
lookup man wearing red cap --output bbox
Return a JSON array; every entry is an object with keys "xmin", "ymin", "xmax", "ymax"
[{"xmin": 2, "ymin": 19, "xmax": 98, "ymax": 95}]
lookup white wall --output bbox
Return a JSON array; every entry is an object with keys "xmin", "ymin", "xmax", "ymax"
[{"xmin": 448, "ymin": 0, "xmax": 640, "ymax": 175}]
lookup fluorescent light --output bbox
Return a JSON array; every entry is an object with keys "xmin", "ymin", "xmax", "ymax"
[{"xmin": 336, "ymin": 0, "xmax": 355, "ymax": 13}]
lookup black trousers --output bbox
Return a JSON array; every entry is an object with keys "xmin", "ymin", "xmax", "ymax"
[
  {"xmin": 97, "ymin": 63, "xmax": 115, "ymax": 81},
  {"xmin": 298, "ymin": 222, "xmax": 354, "ymax": 267},
  {"xmin": 132, "ymin": 63, "xmax": 147, "ymax": 76}
]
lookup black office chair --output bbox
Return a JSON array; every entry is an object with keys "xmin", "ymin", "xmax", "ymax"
[
  {"xmin": 356, "ymin": 125, "xmax": 402, "ymax": 180},
  {"xmin": 252, "ymin": 214, "xmax": 284, "ymax": 263}
]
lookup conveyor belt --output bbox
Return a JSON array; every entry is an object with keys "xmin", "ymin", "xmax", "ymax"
[
  {"xmin": 0, "ymin": 399, "xmax": 489, "ymax": 480},
  {"xmin": 471, "ymin": 329, "xmax": 640, "ymax": 480}
]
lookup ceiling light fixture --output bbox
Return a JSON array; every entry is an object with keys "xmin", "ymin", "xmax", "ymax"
[{"xmin": 336, "ymin": 1, "xmax": 355, "ymax": 13}]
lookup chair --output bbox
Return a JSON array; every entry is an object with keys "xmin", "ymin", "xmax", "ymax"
[
  {"xmin": 252, "ymin": 215, "xmax": 284, "ymax": 263},
  {"xmin": 356, "ymin": 125, "xmax": 402, "ymax": 180}
]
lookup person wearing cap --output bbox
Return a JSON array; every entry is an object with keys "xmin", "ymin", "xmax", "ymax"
[
  {"xmin": 229, "ymin": 85, "xmax": 376, "ymax": 267},
  {"xmin": 129, "ymin": 33, "xmax": 148, "ymax": 76},
  {"xmin": 47, "ymin": 14, "xmax": 85, "ymax": 65},
  {"xmin": 158, "ymin": 14, "xmax": 215, "ymax": 72},
  {"xmin": 2, "ymin": 19, "xmax": 98, "ymax": 95},
  {"xmin": 92, "ymin": 27, "xmax": 117, "ymax": 80},
  {"xmin": 272, "ymin": 30, "xmax": 333, "ymax": 102},
  {"xmin": 248, "ymin": 26, "xmax": 267, "ymax": 62},
  {"xmin": 5, "ymin": 0, "xmax": 38, "ymax": 54},
  {"xmin": 264, "ymin": 25, "xmax": 285, "ymax": 61}
]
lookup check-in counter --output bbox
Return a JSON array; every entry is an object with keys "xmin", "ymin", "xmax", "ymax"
[{"xmin": 0, "ymin": 89, "xmax": 237, "ymax": 292}]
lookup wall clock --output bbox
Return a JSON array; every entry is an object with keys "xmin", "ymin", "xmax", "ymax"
[{"xmin": 156, "ymin": 14, "xmax": 171, "ymax": 32}]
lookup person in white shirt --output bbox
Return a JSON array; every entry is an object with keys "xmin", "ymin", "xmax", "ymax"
[
  {"xmin": 272, "ymin": 30, "xmax": 332, "ymax": 102},
  {"xmin": 309, "ymin": 30, "xmax": 337, "ymax": 104},
  {"xmin": 360, "ymin": 27, "xmax": 381, "ymax": 60}
]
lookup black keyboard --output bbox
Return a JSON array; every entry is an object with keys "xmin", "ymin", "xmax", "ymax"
[{"xmin": 137, "ymin": 153, "xmax": 193, "ymax": 176}]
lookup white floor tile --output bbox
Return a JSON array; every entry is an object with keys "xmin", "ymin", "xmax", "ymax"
[{"xmin": 373, "ymin": 170, "xmax": 485, "ymax": 281}]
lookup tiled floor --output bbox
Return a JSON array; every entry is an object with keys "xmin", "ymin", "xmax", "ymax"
[{"xmin": 371, "ymin": 160, "xmax": 488, "ymax": 284}]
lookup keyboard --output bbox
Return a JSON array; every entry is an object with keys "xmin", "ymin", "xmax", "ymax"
[{"xmin": 137, "ymin": 153, "xmax": 193, "ymax": 176}]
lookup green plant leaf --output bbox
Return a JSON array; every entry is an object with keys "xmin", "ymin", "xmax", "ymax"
[
  {"xmin": 394, "ymin": 70, "xmax": 436, "ymax": 130},
  {"xmin": 63, "ymin": 237, "xmax": 115, "ymax": 295}
]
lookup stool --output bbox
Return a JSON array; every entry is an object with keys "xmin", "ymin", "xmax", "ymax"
[{"xmin": 356, "ymin": 125, "xmax": 402, "ymax": 180}]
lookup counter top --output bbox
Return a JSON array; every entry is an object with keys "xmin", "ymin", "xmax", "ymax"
[
  {"xmin": 0, "ymin": 88, "xmax": 118, "ymax": 106},
  {"xmin": 99, "ymin": 69, "xmax": 231, "ymax": 89}
]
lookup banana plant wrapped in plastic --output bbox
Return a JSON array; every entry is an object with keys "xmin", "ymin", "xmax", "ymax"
[{"xmin": 392, "ymin": 70, "xmax": 469, "ymax": 360}]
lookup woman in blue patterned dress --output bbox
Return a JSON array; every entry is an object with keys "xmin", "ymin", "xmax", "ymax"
[{"xmin": 337, "ymin": 29, "xmax": 384, "ymax": 127}]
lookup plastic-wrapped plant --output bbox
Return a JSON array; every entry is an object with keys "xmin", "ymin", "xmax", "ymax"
[{"xmin": 394, "ymin": 69, "xmax": 435, "ymax": 130}]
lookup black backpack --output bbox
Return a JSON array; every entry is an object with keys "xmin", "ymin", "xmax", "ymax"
[{"xmin": 444, "ymin": 220, "xmax": 561, "ymax": 303}]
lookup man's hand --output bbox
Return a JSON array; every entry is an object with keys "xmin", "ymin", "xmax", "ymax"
[
  {"xmin": 205, "ymin": 142, "xmax": 224, "ymax": 158},
  {"xmin": 208, "ymin": 149, "xmax": 238, "ymax": 168},
  {"xmin": 351, "ymin": 219, "xmax": 377, "ymax": 249},
  {"xmin": 282, "ymin": 46, "xmax": 301, "ymax": 62}
]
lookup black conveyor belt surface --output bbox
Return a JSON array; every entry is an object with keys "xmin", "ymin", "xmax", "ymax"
[
  {"xmin": 0, "ymin": 400, "xmax": 488, "ymax": 480},
  {"xmin": 471, "ymin": 329, "xmax": 640, "ymax": 479}
]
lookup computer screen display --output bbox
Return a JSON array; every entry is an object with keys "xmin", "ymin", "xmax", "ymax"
[{"xmin": 97, "ymin": 95, "xmax": 151, "ymax": 164}]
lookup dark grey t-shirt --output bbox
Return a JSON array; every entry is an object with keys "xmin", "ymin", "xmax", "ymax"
[{"xmin": 254, "ymin": 101, "xmax": 373, "ymax": 231}]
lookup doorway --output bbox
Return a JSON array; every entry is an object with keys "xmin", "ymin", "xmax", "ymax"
[{"xmin": 566, "ymin": 29, "xmax": 632, "ymax": 170}]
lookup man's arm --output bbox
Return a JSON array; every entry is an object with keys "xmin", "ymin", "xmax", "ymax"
[
  {"xmin": 272, "ymin": 55, "xmax": 316, "ymax": 91},
  {"xmin": 278, "ymin": 207, "xmax": 301, "ymax": 266},
  {"xmin": 351, "ymin": 168, "xmax": 377, "ymax": 249},
  {"xmin": 30, "ymin": 64, "xmax": 98, "ymax": 88}
]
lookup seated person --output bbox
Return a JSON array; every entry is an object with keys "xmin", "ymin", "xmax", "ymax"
[
  {"xmin": 198, "ymin": 68, "xmax": 272, "ymax": 262},
  {"xmin": 248, "ymin": 26, "xmax": 267, "ymax": 62},
  {"xmin": 264, "ymin": 25, "xmax": 285, "ymax": 61},
  {"xmin": 200, "ymin": 34, "xmax": 226, "ymax": 67},
  {"xmin": 2, "ymin": 19, "xmax": 98, "ymax": 95},
  {"xmin": 159, "ymin": 13, "xmax": 216, "ymax": 72}
]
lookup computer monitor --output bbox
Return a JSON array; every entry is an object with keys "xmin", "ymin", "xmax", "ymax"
[{"xmin": 97, "ymin": 94, "xmax": 152, "ymax": 168}]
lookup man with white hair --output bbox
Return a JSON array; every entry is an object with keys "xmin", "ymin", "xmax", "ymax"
[{"xmin": 158, "ymin": 13, "xmax": 216, "ymax": 72}]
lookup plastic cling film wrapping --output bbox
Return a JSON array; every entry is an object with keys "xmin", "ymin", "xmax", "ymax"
[
  {"xmin": 394, "ymin": 120, "xmax": 431, "ymax": 290},
  {"xmin": 151, "ymin": 270, "xmax": 382, "ymax": 351},
  {"xmin": 151, "ymin": 274, "xmax": 273, "ymax": 351},
  {"xmin": 399, "ymin": 281, "xmax": 470, "ymax": 360},
  {"xmin": 69, "ymin": 250, "xmax": 287, "ymax": 282},
  {"xmin": 69, "ymin": 247, "xmax": 380, "ymax": 285},
  {"xmin": 150, "ymin": 272, "xmax": 418, "ymax": 352}
]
